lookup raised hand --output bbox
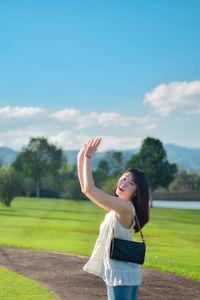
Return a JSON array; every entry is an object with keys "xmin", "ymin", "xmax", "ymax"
[{"xmin": 85, "ymin": 138, "xmax": 102, "ymax": 158}]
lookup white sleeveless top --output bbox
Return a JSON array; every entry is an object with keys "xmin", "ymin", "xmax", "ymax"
[{"xmin": 83, "ymin": 203, "xmax": 142, "ymax": 286}]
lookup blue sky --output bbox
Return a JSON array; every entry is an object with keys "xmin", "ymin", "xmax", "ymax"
[{"xmin": 0, "ymin": 0, "xmax": 199, "ymax": 151}]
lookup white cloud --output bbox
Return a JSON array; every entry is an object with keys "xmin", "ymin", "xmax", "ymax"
[
  {"xmin": 50, "ymin": 109, "xmax": 98, "ymax": 129},
  {"xmin": 143, "ymin": 80, "xmax": 200, "ymax": 116},
  {"xmin": 0, "ymin": 127, "xmax": 142, "ymax": 151},
  {"xmin": 77, "ymin": 112, "xmax": 98, "ymax": 129},
  {"xmin": 131, "ymin": 115, "xmax": 152, "ymax": 124},
  {"xmin": 0, "ymin": 105, "xmax": 154, "ymax": 150},
  {"xmin": 50, "ymin": 108, "xmax": 152, "ymax": 129},
  {"xmin": 99, "ymin": 136, "xmax": 141, "ymax": 151},
  {"xmin": 50, "ymin": 132, "xmax": 141, "ymax": 151},
  {"xmin": 0, "ymin": 105, "xmax": 50, "ymax": 133},
  {"xmin": 49, "ymin": 108, "xmax": 79, "ymax": 122},
  {"xmin": 188, "ymin": 108, "xmax": 200, "ymax": 115},
  {"xmin": 0, "ymin": 130, "xmax": 46, "ymax": 150},
  {"xmin": 140, "ymin": 124, "xmax": 156, "ymax": 131},
  {"xmin": 49, "ymin": 131, "xmax": 90, "ymax": 150},
  {"xmin": 97, "ymin": 112, "xmax": 133, "ymax": 127},
  {"xmin": 0, "ymin": 105, "xmax": 47, "ymax": 118}
]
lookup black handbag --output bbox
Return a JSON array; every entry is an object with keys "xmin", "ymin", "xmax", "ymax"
[{"xmin": 110, "ymin": 212, "xmax": 146, "ymax": 265}]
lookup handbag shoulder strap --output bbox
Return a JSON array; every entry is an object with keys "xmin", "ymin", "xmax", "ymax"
[
  {"xmin": 112, "ymin": 209, "xmax": 145, "ymax": 243},
  {"xmin": 134, "ymin": 212, "xmax": 145, "ymax": 243}
]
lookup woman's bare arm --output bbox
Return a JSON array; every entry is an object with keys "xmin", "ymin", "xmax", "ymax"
[
  {"xmin": 77, "ymin": 145, "xmax": 86, "ymax": 193},
  {"xmin": 83, "ymin": 138, "xmax": 133, "ymax": 218},
  {"xmin": 77, "ymin": 141, "xmax": 111, "ymax": 212}
]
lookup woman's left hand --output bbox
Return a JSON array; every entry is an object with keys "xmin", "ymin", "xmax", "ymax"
[{"xmin": 85, "ymin": 138, "xmax": 102, "ymax": 158}]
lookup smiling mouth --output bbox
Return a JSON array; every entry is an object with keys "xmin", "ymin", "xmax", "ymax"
[{"xmin": 118, "ymin": 187, "xmax": 124, "ymax": 192}]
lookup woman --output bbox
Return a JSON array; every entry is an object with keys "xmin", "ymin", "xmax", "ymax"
[{"xmin": 77, "ymin": 138, "xmax": 149, "ymax": 300}]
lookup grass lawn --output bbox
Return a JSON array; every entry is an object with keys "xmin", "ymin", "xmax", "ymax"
[
  {"xmin": 0, "ymin": 266, "xmax": 55, "ymax": 300},
  {"xmin": 0, "ymin": 197, "xmax": 199, "ymax": 281}
]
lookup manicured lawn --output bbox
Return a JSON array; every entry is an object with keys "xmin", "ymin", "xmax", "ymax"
[
  {"xmin": 0, "ymin": 266, "xmax": 55, "ymax": 300},
  {"xmin": 0, "ymin": 197, "xmax": 199, "ymax": 281}
]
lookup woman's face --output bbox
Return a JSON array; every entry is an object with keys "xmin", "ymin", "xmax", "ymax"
[{"xmin": 116, "ymin": 172, "xmax": 137, "ymax": 201}]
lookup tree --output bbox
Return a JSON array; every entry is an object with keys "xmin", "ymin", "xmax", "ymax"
[
  {"xmin": 0, "ymin": 166, "xmax": 23, "ymax": 206},
  {"xmin": 126, "ymin": 137, "xmax": 177, "ymax": 206},
  {"xmin": 13, "ymin": 137, "xmax": 65, "ymax": 198},
  {"xmin": 43, "ymin": 163, "xmax": 77, "ymax": 196},
  {"xmin": 23, "ymin": 177, "xmax": 35, "ymax": 197},
  {"xmin": 94, "ymin": 159, "xmax": 110, "ymax": 188},
  {"xmin": 102, "ymin": 176, "xmax": 118, "ymax": 195},
  {"xmin": 169, "ymin": 168, "xmax": 200, "ymax": 192},
  {"xmin": 106, "ymin": 151, "xmax": 124, "ymax": 177},
  {"xmin": 97, "ymin": 159, "xmax": 110, "ymax": 175},
  {"xmin": 62, "ymin": 179, "xmax": 82, "ymax": 200}
]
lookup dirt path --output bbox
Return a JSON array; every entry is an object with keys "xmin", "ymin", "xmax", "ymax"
[{"xmin": 0, "ymin": 245, "xmax": 199, "ymax": 300}]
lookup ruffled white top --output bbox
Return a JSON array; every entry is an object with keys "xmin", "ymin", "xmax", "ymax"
[{"xmin": 83, "ymin": 203, "xmax": 142, "ymax": 286}]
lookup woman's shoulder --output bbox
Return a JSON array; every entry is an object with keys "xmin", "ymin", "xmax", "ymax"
[
  {"xmin": 127, "ymin": 201, "xmax": 136, "ymax": 215},
  {"xmin": 114, "ymin": 201, "xmax": 135, "ymax": 229}
]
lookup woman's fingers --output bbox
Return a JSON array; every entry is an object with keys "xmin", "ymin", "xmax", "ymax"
[
  {"xmin": 87, "ymin": 138, "xmax": 101, "ymax": 149},
  {"xmin": 94, "ymin": 137, "xmax": 102, "ymax": 148},
  {"xmin": 85, "ymin": 138, "xmax": 102, "ymax": 156},
  {"xmin": 93, "ymin": 138, "xmax": 99, "ymax": 147},
  {"xmin": 88, "ymin": 139, "xmax": 94, "ymax": 146}
]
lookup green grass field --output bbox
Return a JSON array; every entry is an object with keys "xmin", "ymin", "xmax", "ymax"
[
  {"xmin": 0, "ymin": 266, "xmax": 55, "ymax": 300},
  {"xmin": 0, "ymin": 197, "xmax": 200, "ymax": 284}
]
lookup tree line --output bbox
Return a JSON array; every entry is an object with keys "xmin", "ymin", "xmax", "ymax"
[{"xmin": 0, "ymin": 136, "xmax": 199, "ymax": 207}]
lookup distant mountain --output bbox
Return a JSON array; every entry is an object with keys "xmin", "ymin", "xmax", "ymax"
[
  {"xmin": 164, "ymin": 144, "xmax": 200, "ymax": 173},
  {"xmin": 0, "ymin": 147, "xmax": 20, "ymax": 165},
  {"xmin": 62, "ymin": 149, "xmax": 138, "ymax": 170},
  {"xmin": 0, "ymin": 144, "xmax": 200, "ymax": 173},
  {"xmin": 64, "ymin": 145, "xmax": 200, "ymax": 173}
]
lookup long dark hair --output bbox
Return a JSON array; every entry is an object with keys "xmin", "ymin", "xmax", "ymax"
[{"xmin": 114, "ymin": 168, "xmax": 150, "ymax": 233}]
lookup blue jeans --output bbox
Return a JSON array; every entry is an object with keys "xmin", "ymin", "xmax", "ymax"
[{"xmin": 106, "ymin": 285, "xmax": 138, "ymax": 300}]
